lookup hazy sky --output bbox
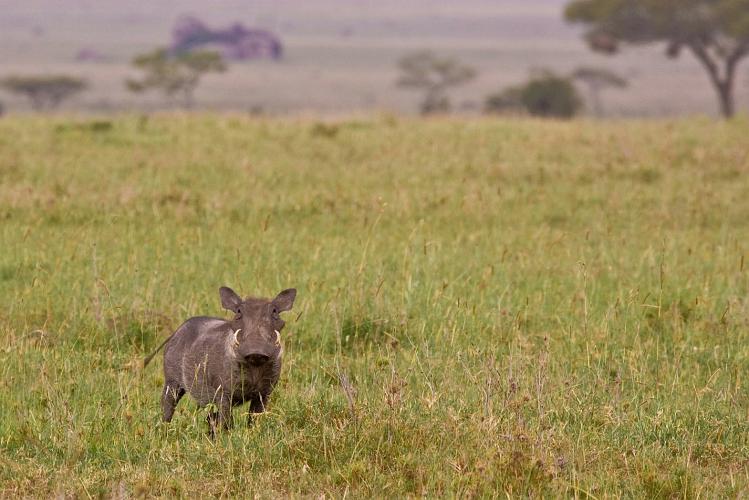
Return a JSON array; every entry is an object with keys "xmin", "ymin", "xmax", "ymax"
[{"xmin": 1, "ymin": 0, "xmax": 745, "ymax": 116}]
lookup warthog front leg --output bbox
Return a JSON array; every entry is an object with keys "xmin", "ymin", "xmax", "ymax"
[
  {"xmin": 206, "ymin": 399, "xmax": 233, "ymax": 438},
  {"xmin": 247, "ymin": 392, "xmax": 269, "ymax": 426}
]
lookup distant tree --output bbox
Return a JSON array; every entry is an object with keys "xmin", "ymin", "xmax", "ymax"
[
  {"xmin": 565, "ymin": 0, "xmax": 749, "ymax": 118},
  {"xmin": 0, "ymin": 75, "xmax": 87, "ymax": 111},
  {"xmin": 571, "ymin": 67, "xmax": 628, "ymax": 117},
  {"xmin": 126, "ymin": 48, "xmax": 226, "ymax": 109},
  {"xmin": 486, "ymin": 72, "xmax": 583, "ymax": 119},
  {"xmin": 397, "ymin": 51, "xmax": 476, "ymax": 114}
]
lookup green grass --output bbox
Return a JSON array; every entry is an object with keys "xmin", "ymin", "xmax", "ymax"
[{"xmin": 1, "ymin": 114, "xmax": 748, "ymax": 497}]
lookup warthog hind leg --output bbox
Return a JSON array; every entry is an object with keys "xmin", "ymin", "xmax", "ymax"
[{"xmin": 161, "ymin": 382, "xmax": 185, "ymax": 423}]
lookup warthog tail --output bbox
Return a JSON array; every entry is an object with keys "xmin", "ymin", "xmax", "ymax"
[{"xmin": 143, "ymin": 334, "xmax": 174, "ymax": 368}]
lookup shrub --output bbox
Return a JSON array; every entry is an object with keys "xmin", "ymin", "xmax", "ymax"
[{"xmin": 486, "ymin": 73, "xmax": 582, "ymax": 119}]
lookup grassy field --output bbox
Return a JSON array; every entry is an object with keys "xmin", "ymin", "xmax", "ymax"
[{"xmin": 0, "ymin": 115, "xmax": 748, "ymax": 497}]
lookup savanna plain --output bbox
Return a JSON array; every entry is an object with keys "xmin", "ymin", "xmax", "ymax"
[{"xmin": 0, "ymin": 115, "xmax": 747, "ymax": 497}]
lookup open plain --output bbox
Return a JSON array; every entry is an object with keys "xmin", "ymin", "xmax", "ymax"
[{"xmin": 0, "ymin": 115, "xmax": 748, "ymax": 496}]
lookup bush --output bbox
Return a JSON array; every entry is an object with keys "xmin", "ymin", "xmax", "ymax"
[
  {"xmin": 486, "ymin": 73, "xmax": 582, "ymax": 119},
  {"xmin": 484, "ymin": 88, "xmax": 525, "ymax": 115},
  {"xmin": 520, "ymin": 75, "xmax": 583, "ymax": 118}
]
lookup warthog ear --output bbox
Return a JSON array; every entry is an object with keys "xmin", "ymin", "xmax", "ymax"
[
  {"xmin": 219, "ymin": 286, "xmax": 242, "ymax": 312},
  {"xmin": 272, "ymin": 288, "xmax": 297, "ymax": 312}
]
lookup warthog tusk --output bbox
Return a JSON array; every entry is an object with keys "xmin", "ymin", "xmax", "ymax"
[
  {"xmin": 274, "ymin": 330, "xmax": 281, "ymax": 346},
  {"xmin": 233, "ymin": 329, "xmax": 241, "ymax": 347}
]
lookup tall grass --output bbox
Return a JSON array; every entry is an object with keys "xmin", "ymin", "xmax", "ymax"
[{"xmin": 0, "ymin": 115, "xmax": 747, "ymax": 497}]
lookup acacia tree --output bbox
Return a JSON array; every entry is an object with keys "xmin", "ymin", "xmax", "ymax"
[
  {"xmin": 126, "ymin": 49, "xmax": 226, "ymax": 109},
  {"xmin": 397, "ymin": 51, "xmax": 476, "ymax": 114},
  {"xmin": 0, "ymin": 75, "xmax": 87, "ymax": 111},
  {"xmin": 571, "ymin": 67, "xmax": 628, "ymax": 117},
  {"xmin": 565, "ymin": 0, "xmax": 749, "ymax": 118}
]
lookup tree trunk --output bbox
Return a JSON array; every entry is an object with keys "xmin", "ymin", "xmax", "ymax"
[
  {"xmin": 716, "ymin": 82, "xmax": 735, "ymax": 119},
  {"xmin": 589, "ymin": 86, "xmax": 603, "ymax": 118},
  {"xmin": 29, "ymin": 91, "xmax": 44, "ymax": 112},
  {"xmin": 183, "ymin": 88, "xmax": 194, "ymax": 110},
  {"xmin": 688, "ymin": 43, "xmax": 740, "ymax": 120}
]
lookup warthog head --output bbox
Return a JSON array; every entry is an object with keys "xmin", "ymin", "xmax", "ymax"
[{"xmin": 219, "ymin": 286, "xmax": 297, "ymax": 366}]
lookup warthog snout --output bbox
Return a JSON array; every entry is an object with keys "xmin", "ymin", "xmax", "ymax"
[{"xmin": 245, "ymin": 352, "xmax": 270, "ymax": 366}]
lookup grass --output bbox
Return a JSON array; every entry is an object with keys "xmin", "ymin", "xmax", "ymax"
[{"xmin": 0, "ymin": 114, "xmax": 748, "ymax": 497}]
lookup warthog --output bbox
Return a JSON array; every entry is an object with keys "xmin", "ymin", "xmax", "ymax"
[{"xmin": 144, "ymin": 286, "xmax": 297, "ymax": 435}]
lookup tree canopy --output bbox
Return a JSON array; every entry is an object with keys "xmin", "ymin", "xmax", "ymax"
[
  {"xmin": 126, "ymin": 49, "xmax": 226, "ymax": 109},
  {"xmin": 0, "ymin": 75, "xmax": 87, "ymax": 111},
  {"xmin": 397, "ymin": 52, "xmax": 476, "ymax": 114},
  {"xmin": 565, "ymin": 0, "xmax": 749, "ymax": 117},
  {"xmin": 572, "ymin": 67, "xmax": 628, "ymax": 116}
]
